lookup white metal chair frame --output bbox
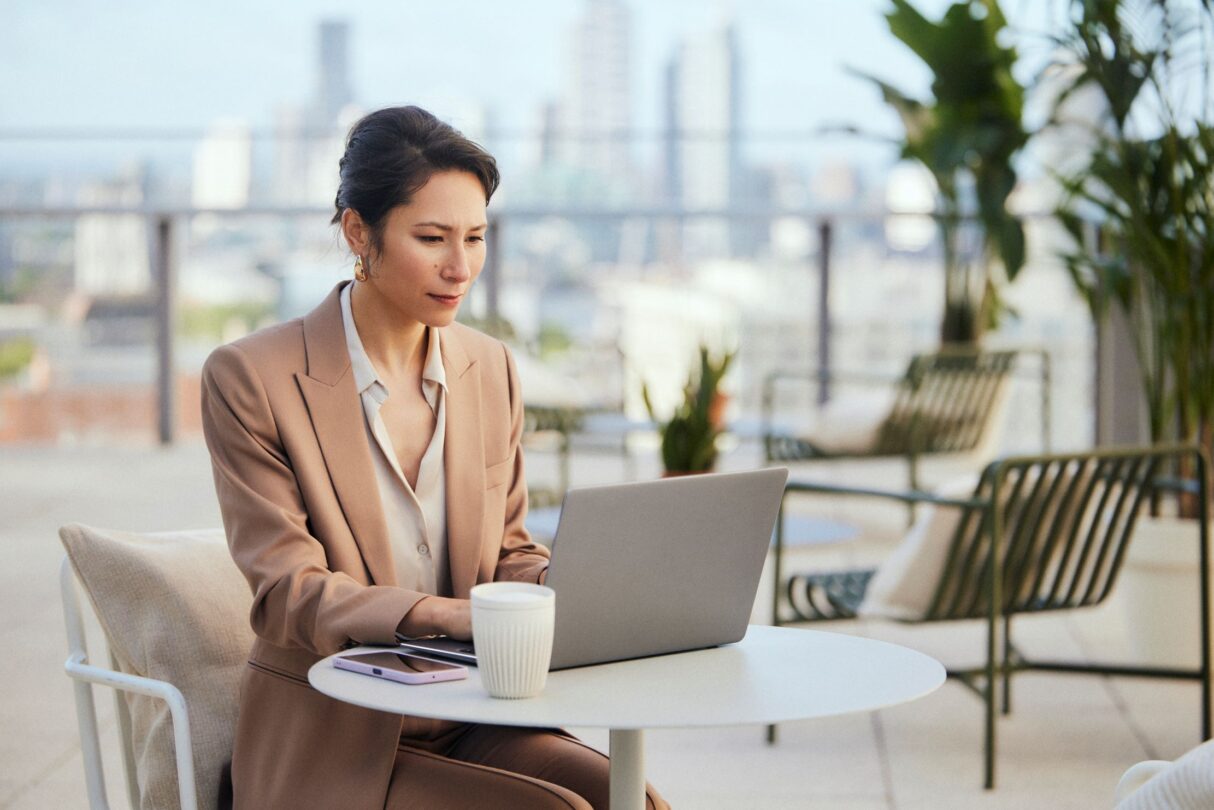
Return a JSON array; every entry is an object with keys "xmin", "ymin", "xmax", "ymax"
[{"xmin": 60, "ymin": 556, "xmax": 199, "ymax": 810}]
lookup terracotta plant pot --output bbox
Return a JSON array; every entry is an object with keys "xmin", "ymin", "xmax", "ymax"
[
  {"xmin": 661, "ymin": 469, "xmax": 711, "ymax": 478},
  {"xmin": 708, "ymin": 392, "xmax": 729, "ymax": 431}
]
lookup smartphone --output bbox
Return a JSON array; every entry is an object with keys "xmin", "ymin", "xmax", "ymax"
[{"xmin": 333, "ymin": 650, "xmax": 468, "ymax": 685}]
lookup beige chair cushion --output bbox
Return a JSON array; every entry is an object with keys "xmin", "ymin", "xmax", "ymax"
[
  {"xmin": 859, "ymin": 477, "xmax": 976, "ymax": 620},
  {"xmin": 793, "ymin": 390, "xmax": 895, "ymax": 454},
  {"xmin": 59, "ymin": 523, "xmax": 253, "ymax": 810},
  {"xmin": 859, "ymin": 462, "xmax": 1093, "ymax": 619}
]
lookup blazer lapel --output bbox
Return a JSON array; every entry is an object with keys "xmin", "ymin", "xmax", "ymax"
[
  {"xmin": 295, "ymin": 282, "xmax": 396, "ymax": 587},
  {"xmin": 440, "ymin": 328, "xmax": 485, "ymax": 598}
]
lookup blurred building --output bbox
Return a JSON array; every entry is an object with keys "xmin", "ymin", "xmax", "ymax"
[
  {"xmin": 192, "ymin": 119, "xmax": 252, "ymax": 210},
  {"xmin": 884, "ymin": 162, "xmax": 936, "ymax": 253},
  {"xmin": 271, "ymin": 19, "xmax": 356, "ymax": 207},
  {"xmin": 73, "ymin": 165, "xmax": 151, "ymax": 297},
  {"xmin": 556, "ymin": 0, "xmax": 634, "ymax": 184},
  {"xmin": 665, "ymin": 20, "xmax": 742, "ymax": 260},
  {"xmin": 271, "ymin": 105, "xmax": 310, "ymax": 206},
  {"xmin": 811, "ymin": 160, "xmax": 862, "ymax": 208},
  {"xmin": 315, "ymin": 20, "xmax": 354, "ymax": 127}
]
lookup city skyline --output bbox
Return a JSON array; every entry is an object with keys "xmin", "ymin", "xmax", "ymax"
[
  {"xmin": 0, "ymin": 0, "xmax": 1095, "ymax": 457},
  {"xmin": 1, "ymin": 0, "xmax": 1064, "ymax": 187}
]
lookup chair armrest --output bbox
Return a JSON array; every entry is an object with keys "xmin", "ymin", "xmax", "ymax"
[
  {"xmin": 63, "ymin": 656, "xmax": 199, "ymax": 810},
  {"xmin": 783, "ymin": 478, "xmax": 988, "ymax": 511},
  {"xmin": 60, "ymin": 557, "xmax": 199, "ymax": 810}
]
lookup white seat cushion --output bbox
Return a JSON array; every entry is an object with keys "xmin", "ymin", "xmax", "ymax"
[
  {"xmin": 790, "ymin": 390, "xmax": 895, "ymax": 454},
  {"xmin": 859, "ymin": 461, "xmax": 1097, "ymax": 620},
  {"xmin": 59, "ymin": 523, "xmax": 253, "ymax": 810},
  {"xmin": 859, "ymin": 477, "xmax": 977, "ymax": 620}
]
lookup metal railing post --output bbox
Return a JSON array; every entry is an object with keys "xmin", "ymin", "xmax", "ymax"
[
  {"xmin": 816, "ymin": 218, "xmax": 833, "ymax": 406},
  {"xmin": 153, "ymin": 214, "xmax": 176, "ymax": 446},
  {"xmin": 1198, "ymin": 448, "xmax": 1212, "ymax": 740},
  {"xmin": 485, "ymin": 218, "xmax": 501, "ymax": 322}
]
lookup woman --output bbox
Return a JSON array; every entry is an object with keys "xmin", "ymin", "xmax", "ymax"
[{"xmin": 201, "ymin": 106, "xmax": 667, "ymax": 809}]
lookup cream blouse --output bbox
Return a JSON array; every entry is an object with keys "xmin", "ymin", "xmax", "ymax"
[{"xmin": 339, "ymin": 283, "xmax": 450, "ymax": 596}]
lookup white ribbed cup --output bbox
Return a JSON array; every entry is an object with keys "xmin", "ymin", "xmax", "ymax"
[{"xmin": 470, "ymin": 582, "xmax": 555, "ymax": 699}]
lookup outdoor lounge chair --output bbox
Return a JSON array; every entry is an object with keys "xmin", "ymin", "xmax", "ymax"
[
  {"xmin": 761, "ymin": 347, "xmax": 1036, "ymax": 493},
  {"xmin": 766, "ymin": 444, "xmax": 1211, "ymax": 789}
]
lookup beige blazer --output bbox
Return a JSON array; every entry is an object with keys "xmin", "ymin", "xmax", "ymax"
[{"xmin": 201, "ymin": 282, "xmax": 549, "ymax": 810}]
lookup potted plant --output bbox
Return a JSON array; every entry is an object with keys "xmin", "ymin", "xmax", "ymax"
[
  {"xmin": 642, "ymin": 346, "xmax": 735, "ymax": 476},
  {"xmin": 851, "ymin": 0, "xmax": 1028, "ymax": 344},
  {"xmin": 1046, "ymin": 0, "xmax": 1214, "ymax": 665},
  {"xmin": 1050, "ymin": 0, "xmax": 1214, "ymax": 469}
]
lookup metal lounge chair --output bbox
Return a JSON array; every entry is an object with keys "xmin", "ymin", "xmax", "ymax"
[
  {"xmin": 761, "ymin": 347, "xmax": 1033, "ymax": 493},
  {"xmin": 767, "ymin": 444, "xmax": 1212, "ymax": 790}
]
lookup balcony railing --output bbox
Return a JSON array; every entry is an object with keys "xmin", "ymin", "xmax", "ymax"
[{"xmin": 0, "ymin": 204, "xmax": 1091, "ymax": 452}]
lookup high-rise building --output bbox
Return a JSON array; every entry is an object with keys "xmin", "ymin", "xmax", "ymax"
[
  {"xmin": 74, "ymin": 166, "xmax": 151, "ymax": 296},
  {"xmin": 192, "ymin": 119, "xmax": 252, "ymax": 210},
  {"xmin": 529, "ymin": 101, "xmax": 562, "ymax": 169},
  {"xmin": 811, "ymin": 160, "xmax": 862, "ymax": 208},
  {"xmin": 272, "ymin": 20, "xmax": 356, "ymax": 207},
  {"xmin": 557, "ymin": 0, "xmax": 633, "ymax": 183},
  {"xmin": 884, "ymin": 162, "xmax": 936, "ymax": 253},
  {"xmin": 316, "ymin": 20, "xmax": 353, "ymax": 127},
  {"xmin": 271, "ymin": 105, "xmax": 309, "ymax": 206},
  {"xmin": 665, "ymin": 20, "xmax": 742, "ymax": 259}
]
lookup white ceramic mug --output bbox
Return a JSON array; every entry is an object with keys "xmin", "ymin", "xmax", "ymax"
[{"xmin": 470, "ymin": 582, "xmax": 555, "ymax": 699}]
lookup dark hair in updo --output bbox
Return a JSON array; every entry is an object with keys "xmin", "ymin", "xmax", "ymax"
[{"xmin": 331, "ymin": 106, "xmax": 500, "ymax": 252}]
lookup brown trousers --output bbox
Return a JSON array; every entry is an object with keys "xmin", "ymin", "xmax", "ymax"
[{"xmin": 387, "ymin": 724, "xmax": 669, "ymax": 809}]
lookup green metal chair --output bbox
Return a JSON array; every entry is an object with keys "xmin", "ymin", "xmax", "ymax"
[
  {"xmin": 767, "ymin": 444, "xmax": 1212, "ymax": 790},
  {"xmin": 762, "ymin": 348, "xmax": 1033, "ymax": 493}
]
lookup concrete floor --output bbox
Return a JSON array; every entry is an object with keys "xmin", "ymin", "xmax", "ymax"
[{"xmin": 0, "ymin": 439, "xmax": 1204, "ymax": 809}]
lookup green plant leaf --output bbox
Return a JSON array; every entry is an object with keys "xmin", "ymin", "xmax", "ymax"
[
  {"xmin": 651, "ymin": 344, "xmax": 735, "ymax": 473},
  {"xmin": 852, "ymin": 0, "xmax": 1027, "ymax": 342}
]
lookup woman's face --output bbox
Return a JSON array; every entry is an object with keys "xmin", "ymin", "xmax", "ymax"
[{"xmin": 355, "ymin": 170, "xmax": 488, "ymax": 329}]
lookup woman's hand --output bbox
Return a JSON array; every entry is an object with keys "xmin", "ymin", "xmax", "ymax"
[{"xmin": 397, "ymin": 596, "xmax": 472, "ymax": 640}]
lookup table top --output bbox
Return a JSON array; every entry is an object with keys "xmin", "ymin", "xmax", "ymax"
[{"xmin": 309, "ymin": 625, "xmax": 945, "ymax": 731}]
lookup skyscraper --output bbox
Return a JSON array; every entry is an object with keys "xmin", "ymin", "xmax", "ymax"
[
  {"xmin": 315, "ymin": 20, "xmax": 353, "ymax": 127},
  {"xmin": 74, "ymin": 166, "xmax": 151, "ymax": 296},
  {"xmin": 192, "ymin": 119, "xmax": 252, "ymax": 210},
  {"xmin": 272, "ymin": 20, "xmax": 355, "ymax": 207},
  {"xmin": 665, "ymin": 20, "xmax": 742, "ymax": 259},
  {"xmin": 558, "ymin": 0, "xmax": 633, "ymax": 184}
]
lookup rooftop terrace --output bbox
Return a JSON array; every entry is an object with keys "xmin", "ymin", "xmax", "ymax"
[{"xmin": 2, "ymin": 439, "xmax": 1200, "ymax": 809}]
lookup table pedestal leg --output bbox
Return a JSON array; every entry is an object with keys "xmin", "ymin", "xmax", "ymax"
[{"xmin": 608, "ymin": 728, "xmax": 645, "ymax": 810}]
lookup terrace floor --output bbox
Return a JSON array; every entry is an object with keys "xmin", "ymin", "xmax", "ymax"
[{"xmin": 1, "ymin": 438, "xmax": 1202, "ymax": 809}]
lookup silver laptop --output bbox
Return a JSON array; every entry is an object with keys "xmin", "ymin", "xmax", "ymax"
[{"xmin": 399, "ymin": 467, "xmax": 789, "ymax": 670}]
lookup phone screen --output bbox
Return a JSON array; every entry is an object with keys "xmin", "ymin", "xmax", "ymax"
[{"xmin": 349, "ymin": 651, "xmax": 463, "ymax": 674}]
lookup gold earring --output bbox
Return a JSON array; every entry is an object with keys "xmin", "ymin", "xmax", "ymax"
[{"xmin": 354, "ymin": 255, "xmax": 368, "ymax": 282}]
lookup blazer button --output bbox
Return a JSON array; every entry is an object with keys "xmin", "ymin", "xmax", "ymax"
[{"xmin": 417, "ymin": 543, "xmax": 429, "ymax": 556}]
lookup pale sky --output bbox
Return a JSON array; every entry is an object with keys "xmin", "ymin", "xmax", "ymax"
[{"xmin": 1, "ymin": 0, "xmax": 1062, "ymax": 179}]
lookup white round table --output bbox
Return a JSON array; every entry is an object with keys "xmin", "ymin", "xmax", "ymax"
[{"xmin": 310, "ymin": 624, "xmax": 945, "ymax": 810}]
